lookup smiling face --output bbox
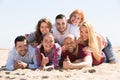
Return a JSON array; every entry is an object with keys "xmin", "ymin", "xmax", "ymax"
[
  {"xmin": 42, "ymin": 33, "xmax": 55, "ymax": 51},
  {"xmin": 69, "ymin": 9, "xmax": 85, "ymax": 26},
  {"xmin": 64, "ymin": 34, "xmax": 77, "ymax": 53},
  {"xmin": 70, "ymin": 13, "xmax": 81, "ymax": 26},
  {"xmin": 40, "ymin": 22, "xmax": 50, "ymax": 35},
  {"xmin": 56, "ymin": 17, "xmax": 67, "ymax": 34},
  {"xmin": 80, "ymin": 26, "xmax": 88, "ymax": 41},
  {"xmin": 15, "ymin": 40, "xmax": 28, "ymax": 56}
]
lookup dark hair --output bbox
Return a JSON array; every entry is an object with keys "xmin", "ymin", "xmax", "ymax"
[
  {"xmin": 55, "ymin": 14, "xmax": 66, "ymax": 20},
  {"xmin": 14, "ymin": 35, "xmax": 28, "ymax": 45},
  {"xmin": 35, "ymin": 18, "xmax": 52, "ymax": 44}
]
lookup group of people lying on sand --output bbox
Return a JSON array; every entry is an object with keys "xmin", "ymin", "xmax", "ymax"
[{"xmin": 5, "ymin": 9, "xmax": 118, "ymax": 71}]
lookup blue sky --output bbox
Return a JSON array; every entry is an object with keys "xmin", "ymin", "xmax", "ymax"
[{"xmin": 0, "ymin": 0, "xmax": 120, "ymax": 48}]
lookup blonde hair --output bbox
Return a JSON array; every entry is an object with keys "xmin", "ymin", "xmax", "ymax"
[
  {"xmin": 68, "ymin": 9, "xmax": 85, "ymax": 26},
  {"xmin": 80, "ymin": 21, "xmax": 100, "ymax": 54}
]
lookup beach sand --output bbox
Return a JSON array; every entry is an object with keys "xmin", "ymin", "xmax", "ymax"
[{"xmin": 0, "ymin": 47, "xmax": 120, "ymax": 80}]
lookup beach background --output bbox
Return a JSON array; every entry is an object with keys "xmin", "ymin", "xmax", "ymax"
[
  {"xmin": 0, "ymin": 0, "xmax": 120, "ymax": 49},
  {"xmin": 0, "ymin": 47, "xmax": 120, "ymax": 80},
  {"xmin": 0, "ymin": 1, "xmax": 120, "ymax": 80}
]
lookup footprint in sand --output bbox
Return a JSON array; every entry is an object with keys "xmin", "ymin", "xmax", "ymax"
[
  {"xmin": 88, "ymin": 69, "xmax": 96, "ymax": 73},
  {"xmin": 42, "ymin": 76, "xmax": 49, "ymax": 79},
  {"xmin": 0, "ymin": 75, "xmax": 2, "ymax": 78},
  {"xmin": 5, "ymin": 71, "xmax": 11, "ymax": 74}
]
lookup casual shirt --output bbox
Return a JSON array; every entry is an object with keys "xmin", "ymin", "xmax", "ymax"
[
  {"xmin": 52, "ymin": 23, "xmax": 80, "ymax": 46},
  {"xmin": 60, "ymin": 44, "xmax": 91, "ymax": 67},
  {"xmin": 5, "ymin": 45, "xmax": 38, "ymax": 70},
  {"xmin": 36, "ymin": 43, "xmax": 61, "ymax": 69},
  {"xmin": 26, "ymin": 32, "xmax": 35, "ymax": 43}
]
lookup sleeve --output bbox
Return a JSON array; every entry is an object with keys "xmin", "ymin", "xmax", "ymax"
[
  {"xmin": 5, "ymin": 51, "xmax": 15, "ymax": 70},
  {"xmin": 35, "ymin": 48, "xmax": 41, "ymax": 67},
  {"xmin": 26, "ymin": 32, "xmax": 35, "ymax": 43},
  {"xmin": 70, "ymin": 26, "xmax": 80, "ymax": 39},
  {"xmin": 28, "ymin": 53, "xmax": 38, "ymax": 69},
  {"xmin": 52, "ymin": 44, "xmax": 62, "ymax": 69},
  {"xmin": 59, "ymin": 51, "xmax": 66, "ymax": 68},
  {"xmin": 92, "ymin": 52, "xmax": 105, "ymax": 65},
  {"xmin": 26, "ymin": 47, "xmax": 38, "ymax": 69}
]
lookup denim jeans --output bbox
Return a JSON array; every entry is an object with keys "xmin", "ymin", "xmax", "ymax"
[{"xmin": 102, "ymin": 37, "xmax": 118, "ymax": 63}]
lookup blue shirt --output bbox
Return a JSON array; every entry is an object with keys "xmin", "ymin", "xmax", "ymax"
[{"xmin": 5, "ymin": 45, "xmax": 38, "ymax": 70}]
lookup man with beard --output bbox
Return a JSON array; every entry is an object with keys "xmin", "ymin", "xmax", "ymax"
[
  {"xmin": 5, "ymin": 35, "xmax": 37, "ymax": 70},
  {"xmin": 60, "ymin": 34, "xmax": 92, "ymax": 69}
]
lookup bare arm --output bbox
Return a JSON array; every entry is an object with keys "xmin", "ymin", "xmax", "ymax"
[
  {"xmin": 96, "ymin": 34, "xmax": 104, "ymax": 50},
  {"xmin": 90, "ymin": 34, "xmax": 104, "ymax": 62},
  {"xmin": 63, "ymin": 55, "xmax": 92, "ymax": 69}
]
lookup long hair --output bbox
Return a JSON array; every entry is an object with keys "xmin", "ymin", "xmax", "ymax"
[
  {"xmin": 80, "ymin": 21, "xmax": 100, "ymax": 54},
  {"xmin": 40, "ymin": 32, "xmax": 55, "ymax": 55},
  {"xmin": 34, "ymin": 18, "xmax": 52, "ymax": 44},
  {"xmin": 68, "ymin": 9, "xmax": 85, "ymax": 26}
]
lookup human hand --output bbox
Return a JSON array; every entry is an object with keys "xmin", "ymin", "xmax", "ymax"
[
  {"xmin": 31, "ymin": 41, "xmax": 38, "ymax": 48},
  {"xmin": 14, "ymin": 60, "xmax": 28, "ymax": 69},
  {"xmin": 41, "ymin": 53, "xmax": 49, "ymax": 67},
  {"xmin": 25, "ymin": 33, "xmax": 29, "ymax": 37},
  {"xmin": 14, "ymin": 61, "xmax": 21, "ymax": 69},
  {"xmin": 63, "ymin": 56, "xmax": 71, "ymax": 69},
  {"xmin": 18, "ymin": 61, "xmax": 28, "ymax": 69}
]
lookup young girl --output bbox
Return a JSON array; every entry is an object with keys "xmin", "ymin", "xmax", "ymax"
[{"xmin": 36, "ymin": 32, "xmax": 61, "ymax": 70}]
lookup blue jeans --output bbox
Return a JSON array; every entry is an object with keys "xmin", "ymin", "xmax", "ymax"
[{"xmin": 102, "ymin": 37, "xmax": 118, "ymax": 63}]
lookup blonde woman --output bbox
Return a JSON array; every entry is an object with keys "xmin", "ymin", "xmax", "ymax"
[
  {"xmin": 60, "ymin": 34, "xmax": 92, "ymax": 69},
  {"xmin": 79, "ymin": 21, "xmax": 117, "ymax": 65},
  {"xmin": 68, "ymin": 9, "xmax": 85, "ymax": 27}
]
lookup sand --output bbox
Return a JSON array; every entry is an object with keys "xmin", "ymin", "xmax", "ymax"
[{"xmin": 0, "ymin": 47, "xmax": 120, "ymax": 80}]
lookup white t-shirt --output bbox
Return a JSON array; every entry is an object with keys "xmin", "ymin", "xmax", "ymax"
[{"xmin": 52, "ymin": 23, "xmax": 80, "ymax": 46}]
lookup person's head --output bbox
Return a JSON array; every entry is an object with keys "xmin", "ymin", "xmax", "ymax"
[
  {"xmin": 35, "ymin": 18, "xmax": 52, "ymax": 43},
  {"xmin": 36, "ymin": 18, "xmax": 52, "ymax": 35},
  {"xmin": 41, "ymin": 32, "xmax": 55, "ymax": 52},
  {"xmin": 80, "ymin": 21, "xmax": 99, "ymax": 53},
  {"xmin": 68, "ymin": 9, "xmax": 85, "ymax": 26},
  {"xmin": 80, "ymin": 21, "xmax": 95, "ymax": 42},
  {"xmin": 55, "ymin": 14, "xmax": 67, "ymax": 34},
  {"xmin": 64, "ymin": 34, "xmax": 77, "ymax": 55},
  {"xmin": 14, "ymin": 35, "xmax": 28, "ymax": 56}
]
